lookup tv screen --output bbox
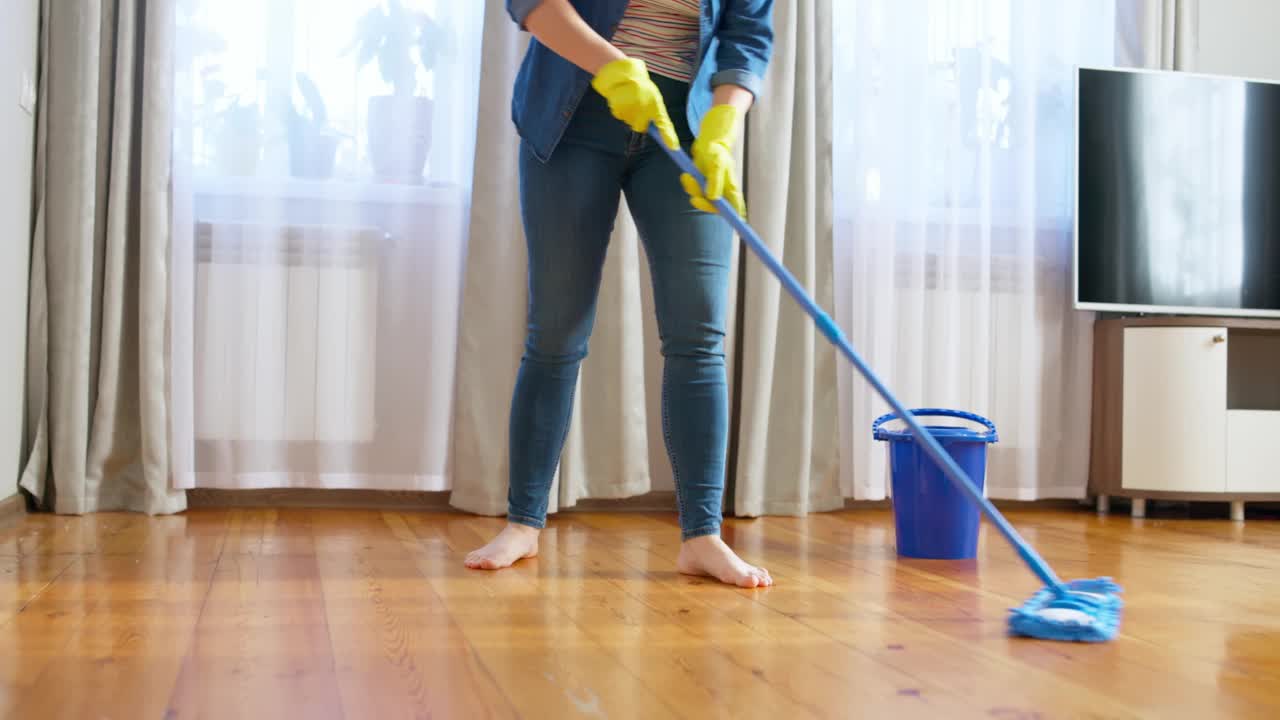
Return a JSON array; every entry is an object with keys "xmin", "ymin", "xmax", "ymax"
[{"xmin": 1075, "ymin": 67, "xmax": 1280, "ymax": 316}]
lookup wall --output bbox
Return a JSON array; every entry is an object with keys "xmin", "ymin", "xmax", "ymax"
[
  {"xmin": 1198, "ymin": 0, "xmax": 1280, "ymax": 80},
  {"xmin": 0, "ymin": 0, "xmax": 39, "ymax": 501}
]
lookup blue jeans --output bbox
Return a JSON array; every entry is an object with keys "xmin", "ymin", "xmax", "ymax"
[{"xmin": 508, "ymin": 75, "xmax": 732, "ymax": 541}]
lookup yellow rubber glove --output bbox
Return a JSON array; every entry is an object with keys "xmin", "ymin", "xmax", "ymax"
[
  {"xmin": 591, "ymin": 58, "xmax": 680, "ymax": 150},
  {"xmin": 680, "ymin": 105, "xmax": 746, "ymax": 218}
]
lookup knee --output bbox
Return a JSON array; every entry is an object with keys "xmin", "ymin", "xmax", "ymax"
[
  {"xmin": 524, "ymin": 326, "xmax": 589, "ymax": 365},
  {"xmin": 660, "ymin": 325, "xmax": 725, "ymax": 360}
]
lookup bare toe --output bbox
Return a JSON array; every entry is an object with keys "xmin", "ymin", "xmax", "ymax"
[
  {"xmin": 464, "ymin": 524, "xmax": 540, "ymax": 571},
  {"xmin": 679, "ymin": 535, "xmax": 772, "ymax": 590}
]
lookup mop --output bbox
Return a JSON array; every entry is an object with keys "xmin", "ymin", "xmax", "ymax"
[{"xmin": 650, "ymin": 126, "xmax": 1122, "ymax": 643}]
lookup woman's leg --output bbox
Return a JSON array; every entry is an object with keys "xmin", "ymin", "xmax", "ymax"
[
  {"xmin": 466, "ymin": 137, "xmax": 623, "ymax": 570},
  {"xmin": 623, "ymin": 109, "xmax": 771, "ymax": 587}
]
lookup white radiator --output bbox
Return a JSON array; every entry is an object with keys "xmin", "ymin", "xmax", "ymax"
[{"xmin": 194, "ymin": 222, "xmax": 384, "ymax": 443}]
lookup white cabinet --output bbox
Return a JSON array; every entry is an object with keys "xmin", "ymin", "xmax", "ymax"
[
  {"xmin": 1091, "ymin": 318, "xmax": 1280, "ymax": 521},
  {"xmin": 1226, "ymin": 411, "xmax": 1280, "ymax": 493},
  {"xmin": 1121, "ymin": 327, "xmax": 1227, "ymax": 493}
]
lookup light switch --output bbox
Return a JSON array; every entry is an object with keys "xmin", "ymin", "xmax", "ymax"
[{"xmin": 18, "ymin": 69, "xmax": 36, "ymax": 115}]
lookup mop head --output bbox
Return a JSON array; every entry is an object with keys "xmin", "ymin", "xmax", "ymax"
[{"xmin": 1007, "ymin": 577, "xmax": 1123, "ymax": 642}]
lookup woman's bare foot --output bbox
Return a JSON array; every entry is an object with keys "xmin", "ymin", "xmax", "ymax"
[
  {"xmin": 676, "ymin": 535, "xmax": 773, "ymax": 588},
  {"xmin": 464, "ymin": 524, "xmax": 540, "ymax": 570}
]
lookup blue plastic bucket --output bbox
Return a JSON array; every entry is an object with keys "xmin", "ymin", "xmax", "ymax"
[{"xmin": 872, "ymin": 409, "xmax": 998, "ymax": 560}]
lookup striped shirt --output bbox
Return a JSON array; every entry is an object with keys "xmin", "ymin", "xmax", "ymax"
[{"xmin": 611, "ymin": 0, "xmax": 702, "ymax": 82}]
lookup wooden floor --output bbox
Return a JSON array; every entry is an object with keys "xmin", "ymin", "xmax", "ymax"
[{"xmin": 0, "ymin": 507, "xmax": 1278, "ymax": 719}]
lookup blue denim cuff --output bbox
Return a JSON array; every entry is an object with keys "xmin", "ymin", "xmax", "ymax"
[
  {"xmin": 711, "ymin": 68, "xmax": 763, "ymax": 99},
  {"xmin": 508, "ymin": 513, "xmax": 547, "ymax": 530},
  {"xmin": 681, "ymin": 524, "xmax": 721, "ymax": 542}
]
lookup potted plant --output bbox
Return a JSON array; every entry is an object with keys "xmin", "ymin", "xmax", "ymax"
[
  {"xmin": 182, "ymin": 12, "xmax": 260, "ymax": 176},
  {"xmin": 350, "ymin": 0, "xmax": 452, "ymax": 183},
  {"xmin": 285, "ymin": 72, "xmax": 342, "ymax": 180},
  {"xmin": 211, "ymin": 96, "xmax": 262, "ymax": 177}
]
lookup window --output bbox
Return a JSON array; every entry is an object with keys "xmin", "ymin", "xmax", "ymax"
[
  {"xmin": 176, "ymin": 0, "xmax": 483, "ymax": 189},
  {"xmin": 835, "ymin": 0, "xmax": 1118, "ymax": 231},
  {"xmin": 168, "ymin": 0, "xmax": 484, "ymax": 491}
]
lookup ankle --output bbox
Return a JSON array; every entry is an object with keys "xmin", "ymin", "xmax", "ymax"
[
  {"xmin": 681, "ymin": 533, "xmax": 722, "ymax": 549},
  {"xmin": 505, "ymin": 522, "xmax": 541, "ymax": 539}
]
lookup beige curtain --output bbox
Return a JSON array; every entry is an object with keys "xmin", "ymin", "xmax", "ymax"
[
  {"xmin": 730, "ymin": 0, "xmax": 839, "ymax": 516},
  {"xmin": 21, "ymin": 0, "xmax": 185, "ymax": 515},
  {"xmin": 449, "ymin": 0, "xmax": 743, "ymax": 515},
  {"xmin": 1118, "ymin": 0, "xmax": 1198, "ymax": 70},
  {"xmin": 448, "ymin": 1, "xmax": 532, "ymax": 514}
]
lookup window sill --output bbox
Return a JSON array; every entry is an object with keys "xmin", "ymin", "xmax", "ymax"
[
  {"xmin": 188, "ymin": 173, "xmax": 472, "ymax": 234},
  {"xmin": 191, "ymin": 174, "xmax": 468, "ymax": 207},
  {"xmin": 835, "ymin": 208, "xmax": 1072, "ymax": 232}
]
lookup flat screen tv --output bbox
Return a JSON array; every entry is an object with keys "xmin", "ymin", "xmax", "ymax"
[{"xmin": 1074, "ymin": 67, "xmax": 1280, "ymax": 317}]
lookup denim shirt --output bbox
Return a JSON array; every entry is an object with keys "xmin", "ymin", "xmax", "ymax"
[{"xmin": 506, "ymin": 0, "xmax": 774, "ymax": 162}]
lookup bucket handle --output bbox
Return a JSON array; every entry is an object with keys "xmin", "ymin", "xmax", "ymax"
[{"xmin": 873, "ymin": 408, "xmax": 998, "ymax": 442}]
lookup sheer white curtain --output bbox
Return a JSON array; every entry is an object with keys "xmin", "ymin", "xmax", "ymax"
[
  {"xmin": 833, "ymin": 0, "xmax": 1118, "ymax": 500},
  {"xmin": 169, "ymin": 0, "xmax": 484, "ymax": 490}
]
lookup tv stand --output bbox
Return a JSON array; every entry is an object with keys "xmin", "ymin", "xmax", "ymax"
[{"xmin": 1090, "ymin": 315, "xmax": 1280, "ymax": 519}]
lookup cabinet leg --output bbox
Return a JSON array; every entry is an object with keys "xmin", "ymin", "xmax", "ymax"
[
  {"xmin": 1096, "ymin": 495, "xmax": 1110, "ymax": 514},
  {"xmin": 1131, "ymin": 498, "xmax": 1146, "ymax": 519},
  {"xmin": 1230, "ymin": 501, "xmax": 1245, "ymax": 522}
]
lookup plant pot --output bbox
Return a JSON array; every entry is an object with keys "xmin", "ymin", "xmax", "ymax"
[
  {"xmin": 288, "ymin": 131, "xmax": 340, "ymax": 180},
  {"xmin": 367, "ymin": 95, "xmax": 432, "ymax": 183},
  {"xmin": 212, "ymin": 135, "xmax": 260, "ymax": 177},
  {"xmin": 211, "ymin": 105, "xmax": 261, "ymax": 177}
]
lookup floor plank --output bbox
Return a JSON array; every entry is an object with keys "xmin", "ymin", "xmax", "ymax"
[
  {"xmin": 492, "ymin": 517, "xmax": 844, "ymax": 719},
  {"xmin": 3, "ymin": 514, "xmax": 225, "ymax": 720},
  {"xmin": 760, "ymin": 511, "xmax": 1280, "ymax": 718},
  {"xmin": 405, "ymin": 514, "xmax": 684, "ymax": 719},
  {"xmin": 313, "ymin": 511, "xmax": 517, "ymax": 719},
  {"xmin": 554, "ymin": 515, "xmax": 986, "ymax": 719},
  {"xmin": 0, "ymin": 507, "xmax": 1274, "ymax": 719},
  {"xmin": 167, "ymin": 510, "xmax": 342, "ymax": 720},
  {"xmin": 577, "ymin": 512, "xmax": 1147, "ymax": 719}
]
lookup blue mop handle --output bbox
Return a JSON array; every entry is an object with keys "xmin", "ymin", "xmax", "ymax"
[{"xmin": 649, "ymin": 125, "xmax": 1066, "ymax": 595}]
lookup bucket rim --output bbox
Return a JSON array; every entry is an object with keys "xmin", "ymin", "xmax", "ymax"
[{"xmin": 872, "ymin": 408, "xmax": 998, "ymax": 443}]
